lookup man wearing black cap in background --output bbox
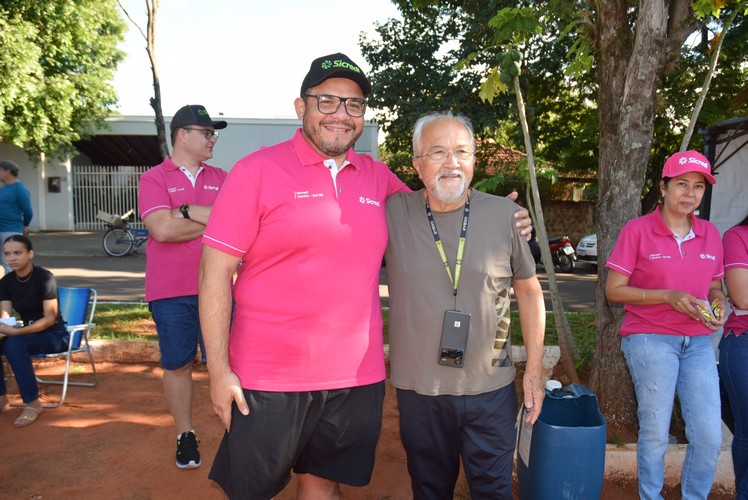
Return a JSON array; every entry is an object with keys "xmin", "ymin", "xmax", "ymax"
[
  {"xmin": 200, "ymin": 52, "xmax": 532, "ymax": 498},
  {"xmin": 0, "ymin": 160, "xmax": 33, "ymax": 275},
  {"xmin": 138, "ymin": 105, "xmax": 227, "ymax": 470}
]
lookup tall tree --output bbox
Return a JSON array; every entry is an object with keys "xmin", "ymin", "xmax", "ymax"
[
  {"xmin": 361, "ymin": 1, "xmax": 598, "ymax": 179},
  {"xmin": 118, "ymin": 0, "xmax": 168, "ymax": 157},
  {"xmin": 361, "ymin": 1, "xmax": 518, "ymax": 179},
  {"xmin": 589, "ymin": 0, "xmax": 741, "ymax": 427},
  {"xmin": 0, "ymin": 0, "xmax": 126, "ymax": 160}
]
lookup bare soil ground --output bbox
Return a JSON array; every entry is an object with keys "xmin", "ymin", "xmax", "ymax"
[{"xmin": 0, "ymin": 360, "xmax": 734, "ymax": 499}]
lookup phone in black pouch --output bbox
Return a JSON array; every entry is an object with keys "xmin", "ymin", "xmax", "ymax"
[{"xmin": 438, "ymin": 310, "xmax": 471, "ymax": 368}]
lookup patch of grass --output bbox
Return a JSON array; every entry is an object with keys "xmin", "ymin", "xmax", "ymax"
[
  {"xmin": 93, "ymin": 303, "xmax": 596, "ymax": 366},
  {"xmin": 607, "ymin": 430, "xmax": 624, "ymax": 447},
  {"xmin": 92, "ymin": 303, "xmax": 156, "ymax": 341},
  {"xmin": 513, "ymin": 311, "xmax": 596, "ymax": 371}
]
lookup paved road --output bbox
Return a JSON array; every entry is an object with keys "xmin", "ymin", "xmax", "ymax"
[{"xmin": 22, "ymin": 232, "xmax": 597, "ymax": 310}]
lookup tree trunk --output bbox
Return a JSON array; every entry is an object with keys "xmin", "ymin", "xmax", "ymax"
[
  {"xmin": 513, "ymin": 77, "xmax": 580, "ymax": 384},
  {"xmin": 589, "ymin": 0, "xmax": 693, "ymax": 429},
  {"xmin": 117, "ymin": 0, "xmax": 168, "ymax": 158},
  {"xmin": 145, "ymin": 0, "xmax": 168, "ymax": 158}
]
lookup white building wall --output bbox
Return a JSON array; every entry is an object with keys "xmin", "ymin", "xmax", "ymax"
[
  {"xmin": 1, "ymin": 115, "xmax": 381, "ymax": 231},
  {"xmin": 711, "ymin": 139, "xmax": 748, "ymax": 235},
  {"xmin": 103, "ymin": 115, "xmax": 379, "ymax": 171}
]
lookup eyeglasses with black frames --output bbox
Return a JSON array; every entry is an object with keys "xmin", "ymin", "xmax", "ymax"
[
  {"xmin": 183, "ymin": 127, "xmax": 219, "ymax": 140},
  {"xmin": 415, "ymin": 150, "xmax": 475, "ymax": 163},
  {"xmin": 305, "ymin": 94, "xmax": 367, "ymax": 117}
]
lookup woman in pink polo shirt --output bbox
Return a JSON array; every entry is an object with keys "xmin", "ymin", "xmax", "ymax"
[
  {"xmin": 605, "ymin": 150, "xmax": 727, "ymax": 500},
  {"xmin": 719, "ymin": 211, "xmax": 748, "ymax": 499}
]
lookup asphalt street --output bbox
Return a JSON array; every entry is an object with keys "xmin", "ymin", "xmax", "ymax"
[{"xmin": 22, "ymin": 231, "xmax": 597, "ymax": 310}]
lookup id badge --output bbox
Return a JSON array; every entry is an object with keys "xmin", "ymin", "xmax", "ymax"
[{"xmin": 438, "ymin": 310, "xmax": 471, "ymax": 368}]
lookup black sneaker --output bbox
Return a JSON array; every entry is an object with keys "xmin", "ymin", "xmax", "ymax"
[{"xmin": 176, "ymin": 431, "xmax": 201, "ymax": 469}]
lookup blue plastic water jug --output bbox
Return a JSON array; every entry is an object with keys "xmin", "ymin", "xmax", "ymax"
[{"xmin": 516, "ymin": 382, "xmax": 607, "ymax": 499}]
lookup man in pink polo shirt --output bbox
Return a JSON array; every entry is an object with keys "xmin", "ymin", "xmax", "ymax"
[
  {"xmin": 199, "ymin": 53, "xmax": 531, "ymax": 499},
  {"xmin": 138, "ymin": 104, "xmax": 227, "ymax": 470}
]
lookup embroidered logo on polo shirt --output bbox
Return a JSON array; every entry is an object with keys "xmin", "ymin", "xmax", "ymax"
[
  {"xmin": 203, "ymin": 185, "xmax": 220, "ymax": 191},
  {"xmin": 359, "ymin": 196, "xmax": 381, "ymax": 207},
  {"xmin": 294, "ymin": 190, "xmax": 324, "ymax": 199},
  {"xmin": 700, "ymin": 253, "xmax": 716, "ymax": 261},
  {"xmin": 648, "ymin": 253, "xmax": 672, "ymax": 260}
]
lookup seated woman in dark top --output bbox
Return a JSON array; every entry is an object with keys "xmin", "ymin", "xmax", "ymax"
[{"xmin": 0, "ymin": 235, "xmax": 69, "ymax": 427}]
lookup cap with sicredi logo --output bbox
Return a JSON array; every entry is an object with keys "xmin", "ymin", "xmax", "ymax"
[
  {"xmin": 662, "ymin": 150, "xmax": 716, "ymax": 185},
  {"xmin": 170, "ymin": 104, "xmax": 227, "ymax": 132},
  {"xmin": 300, "ymin": 53, "xmax": 371, "ymax": 97}
]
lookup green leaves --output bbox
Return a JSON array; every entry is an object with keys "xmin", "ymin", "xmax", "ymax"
[
  {"xmin": 693, "ymin": 0, "xmax": 729, "ymax": 18},
  {"xmin": 480, "ymin": 67, "xmax": 508, "ymax": 105},
  {"xmin": 0, "ymin": 0, "xmax": 125, "ymax": 160},
  {"xmin": 488, "ymin": 7, "xmax": 542, "ymax": 44}
]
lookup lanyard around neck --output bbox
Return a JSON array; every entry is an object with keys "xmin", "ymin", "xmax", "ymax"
[{"xmin": 425, "ymin": 195, "xmax": 471, "ymax": 296}]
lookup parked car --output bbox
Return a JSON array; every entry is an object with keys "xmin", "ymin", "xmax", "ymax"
[{"xmin": 576, "ymin": 234, "xmax": 597, "ymax": 266}]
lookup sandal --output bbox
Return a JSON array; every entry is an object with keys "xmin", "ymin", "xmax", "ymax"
[{"xmin": 13, "ymin": 405, "xmax": 41, "ymax": 427}]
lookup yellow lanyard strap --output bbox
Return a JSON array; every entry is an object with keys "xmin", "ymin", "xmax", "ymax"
[{"xmin": 425, "ymin": 196, "xmax": 471, "ymax": 297}]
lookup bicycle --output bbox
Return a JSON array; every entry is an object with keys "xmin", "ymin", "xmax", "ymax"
[{"xmin": 97, "ymin": 209, "xmax": 149, "ymax": 257}]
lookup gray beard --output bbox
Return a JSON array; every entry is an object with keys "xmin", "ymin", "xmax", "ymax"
[{"xmin": 430, "ymin": 175, "xmax": 469, "ymax": 205}]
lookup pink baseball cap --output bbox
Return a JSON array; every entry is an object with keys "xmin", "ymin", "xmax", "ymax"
[{"xmin": 662, "ymin": 150, "xmax": 716, "ymax": 184}]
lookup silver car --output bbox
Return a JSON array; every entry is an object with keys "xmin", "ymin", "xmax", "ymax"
[{"xmin": 576, "ymin": 234, "xmax": 597, "ymax": 265}]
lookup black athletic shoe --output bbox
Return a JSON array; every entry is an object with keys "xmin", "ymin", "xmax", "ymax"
[{"xmin": 176, "ymin": 431, "xmax": 201, "ymax": 469}]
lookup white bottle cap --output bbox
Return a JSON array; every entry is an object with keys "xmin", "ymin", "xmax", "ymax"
[{"xmin": 545, "ymin": 380, "xmax": 562, "ymax": 391}]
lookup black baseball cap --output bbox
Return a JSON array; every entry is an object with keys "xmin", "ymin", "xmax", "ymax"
[
  {"xmin": 300, "ymin": 53, "xmax": 372, "ymax": 97},
  {"xmin": 170, "ymin": 105, "xmax": 227, "ymax": 132},
  {"xmin": 0, "ymin": 160, "xmax": 19, "ymax": 176}
]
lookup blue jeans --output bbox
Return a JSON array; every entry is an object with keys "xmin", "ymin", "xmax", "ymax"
[
  {"xmin": 0, "ymin": 323, "xmax": 69, "ymax": 403},
  {"xmin": 622, "ymin": 334, "xmax": 722, "ymax": 500},
  {"xmin": 719, "ymin": 330, "xmax": 748, "ymax": 500},
  {"xmin": 149, "ymin": 296, "xmax": 205, "ymax": 370}
]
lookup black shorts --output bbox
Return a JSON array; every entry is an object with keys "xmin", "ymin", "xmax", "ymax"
[{"xmin": 209, "ymin": 381, "xmax": 385, "ymax": 499}]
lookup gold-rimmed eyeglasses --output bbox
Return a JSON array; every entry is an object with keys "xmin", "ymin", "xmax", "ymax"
[{"xmin": 415, "ymin": 150, "xmax": 475, "ymax": 163}]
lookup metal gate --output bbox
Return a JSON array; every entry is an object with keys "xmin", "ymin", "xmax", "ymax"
[{"xmin": 72, "ymin": 165, "xmax": 148, "ymax": 230}]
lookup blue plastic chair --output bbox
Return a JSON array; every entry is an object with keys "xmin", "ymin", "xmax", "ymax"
[{"xmin": 33, "ymin": 287, "xmax": 99, "ymax": 408}]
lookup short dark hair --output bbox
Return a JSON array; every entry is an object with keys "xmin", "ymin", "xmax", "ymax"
[
  {"xmin": 3, "ymin": 234, "xmax": 33, "ymax": 251},
  {"xmin": 0, "ymin": 160, "xmax": 19, "ymax": 177}
]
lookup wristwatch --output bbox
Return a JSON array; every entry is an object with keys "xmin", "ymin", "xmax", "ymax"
[{"xmin": 179, "ymin": 204, "xmax": 191, "ymax": 219}]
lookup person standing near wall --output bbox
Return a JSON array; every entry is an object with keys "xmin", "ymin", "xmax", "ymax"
[
  {"xmin": 138, "ymin": 105, "xmax": 227, "ymax": 470},
  {"xmin": 0, "ymin": 160, "xmax": 33, "ymax": 275}
]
